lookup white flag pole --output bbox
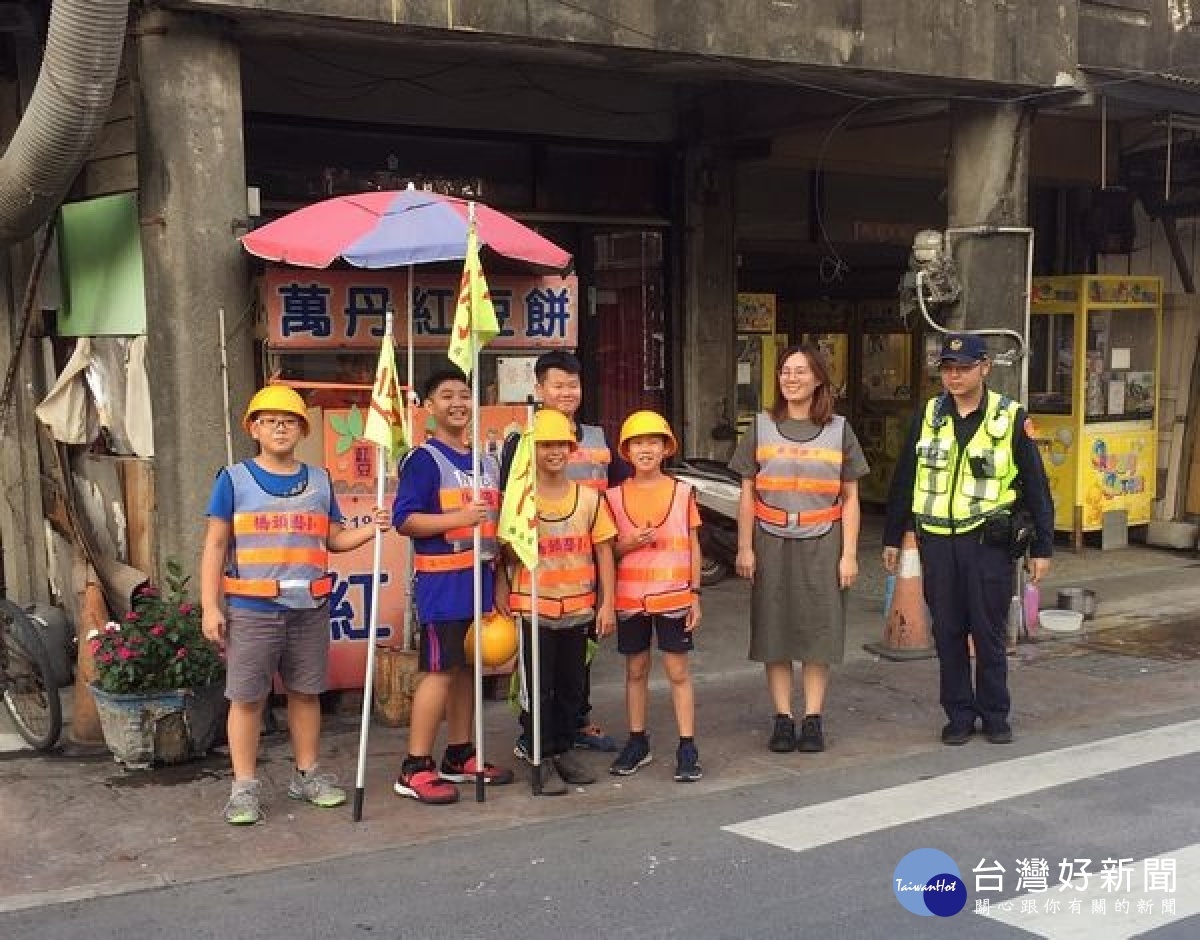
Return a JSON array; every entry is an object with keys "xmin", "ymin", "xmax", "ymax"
[
  {"xmin": 528, "ymin": 404, "xmax": 543, "ymax": 794},
  {"xmin": 353, "ymin": 309, "xmax": 394, "ymax": 822},
  {"xmin": 469, "ymin": 202, "xmax": 486, "ymax": 803}
]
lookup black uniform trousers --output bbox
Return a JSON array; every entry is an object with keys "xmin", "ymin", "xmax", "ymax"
[
  {"xmin": 518, "ymin": 618, "xmax": 589, "ymax": 757},
  {"xmin": 917, "ymin": 530, "xmax": 1014, "ymax": 731}
]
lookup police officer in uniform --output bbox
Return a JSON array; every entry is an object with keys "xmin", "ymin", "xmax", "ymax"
[{"xmin": 883, "ymin": 334, "xmax": 1053, "ymax": 745}]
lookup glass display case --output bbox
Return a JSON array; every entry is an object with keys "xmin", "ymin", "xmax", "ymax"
[{"xmin": 1028, "ymin": 276, "xmax": 1161, "ymax": 546}]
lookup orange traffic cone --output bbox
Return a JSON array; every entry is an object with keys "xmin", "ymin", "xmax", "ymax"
[{"xmin": 864, "ymin": 531, "xmax": 936, "ymax": 661}]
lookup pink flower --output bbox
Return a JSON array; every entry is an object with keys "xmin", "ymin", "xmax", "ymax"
[
  {"xmin": 150, "ymin": 625, "xmax": 165, "ymax": 637},
  {"xmin": 118, "ymin": 647, "xmax": 134, "ymax": 661},
  {"xmin": 99, "ymin": 652, "xmax": 114, "ymax": 664},
  {"xmin": 178, "ymin": 604, "xmax": 194, "ymax": 616},
  {"xmin": 88, "ymin": 638, "xmax": 101, "ymax": 655},
  {"xmin": 175, "ymin": 648, "xmax": 188, "ymax": 660},
  {"xmin": 125, "ymin": 611, "xmax": 139, "ymax": 622},
  {"xmin": 136, "ymin": 585, "xmax": 158, "ymax": 598}
]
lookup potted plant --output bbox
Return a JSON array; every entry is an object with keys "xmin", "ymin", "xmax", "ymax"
[{"xmin": 88, "ymin": 560, "xmax": 226, "ymax": 768}]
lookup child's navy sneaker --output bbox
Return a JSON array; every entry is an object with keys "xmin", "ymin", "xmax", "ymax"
[
  {"xmin": 673, "ymin": 742, "xmax": 703, "ymax": 783},
  {"xmin": 609, "ymin": 735, "xmax": 653, "ymax": 776}
]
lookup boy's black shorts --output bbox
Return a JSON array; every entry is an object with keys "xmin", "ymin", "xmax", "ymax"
[
  {"xmin": 616, "ymin": 613, "xmax": 694, "ymax": 655},
  {"xmin": 418, "ymin": 619, "xmax": 471, "ymax": 673}
]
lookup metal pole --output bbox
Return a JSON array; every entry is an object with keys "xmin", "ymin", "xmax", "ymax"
[
  {"xmin": 528, "ymin": 404, "xmax": 542, "ymax": 794},
  {"xmin": 404, "ymin": 265, "xmax": 416, "ymax": 650},
  {"xmin": 469, "ymin": 202, "xmax": 486, "ymax": 803},
  {"xmin": 353, "ymin": 309, "xmax": 394, "ymax": 821},
  {"xmin": 218, "ymin": 307, "xmax": 234, "ymax": 467}
]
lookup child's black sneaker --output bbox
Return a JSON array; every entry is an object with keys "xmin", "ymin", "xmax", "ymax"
[
  {"xmin": 609, "ymin": 735, "xmax": 653, "ymax": 776},
  {"xmin": 673, "ymin": 741, "xmax": 703, "ymax": 782}
]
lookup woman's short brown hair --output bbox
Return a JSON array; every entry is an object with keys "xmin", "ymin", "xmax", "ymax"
[{"xmin": 770, "ymin": 344, "xmax": 836, "ymax": 426}]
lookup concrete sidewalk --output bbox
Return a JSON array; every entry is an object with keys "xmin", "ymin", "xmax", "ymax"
[{"xmin": 3, "ymin": 517, "xmax": 1200, "ymax": 912}]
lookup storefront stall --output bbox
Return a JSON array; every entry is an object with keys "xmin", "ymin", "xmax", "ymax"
[{"xmin": 261, "ymin": 265, "xmax": 579, "ymax": 689}]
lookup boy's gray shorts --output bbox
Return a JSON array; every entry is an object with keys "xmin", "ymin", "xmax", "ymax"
[{"xmin": 225, "ymin": 604, "xmax": 330, "ymax": 702}]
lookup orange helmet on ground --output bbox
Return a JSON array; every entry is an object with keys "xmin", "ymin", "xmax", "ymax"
[
  {"xmin": 618, "ymin": 410, "xmax": 677, "ymax": 460},
  {"xmin": 464, "ymin": 611, "xmax": 519, "ymax": 667}
]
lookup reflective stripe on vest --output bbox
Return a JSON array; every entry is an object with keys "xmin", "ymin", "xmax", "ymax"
[
  {"xmin": 422, "ymin": 443, "xmax": 500, "ymax": 562},
  {"xmin": 912, "ymin": 390, "xmax": 1020, "ymax": 535},
  {"xmin": 511, "ymin": 484, "xmax": 600, "ymax": 621},
  {"xmin": 224, "ymin": 461, "xmax": 332, "ymax": 609},
  {"xmin": 606, "ymin": 479, "xmax": 694, "ymax": 615},
  {"xmin": 566, "ymin": 424, "xmax": 611, "ymax": 492},
  {"xmin": 753, "ymin": 413, "xmax": 845, "ymax": 539}
]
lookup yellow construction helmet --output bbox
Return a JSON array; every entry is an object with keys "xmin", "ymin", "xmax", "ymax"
[
  {"xmin": 619, "ymin": 410, "xmax": 677, "ymax": 459},
  {"xmin": 464, "ymin": 611, "xmax": 519, "ymax": 668},
  {"xmin": 243, "ymin": 385, "xmax": 309, "ymax": 435},
  {"xmin": 531, "ymin": 409, "xmax": 577, "ymax": 448}
]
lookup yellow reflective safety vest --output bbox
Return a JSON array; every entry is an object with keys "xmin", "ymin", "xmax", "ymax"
[
  {"xmin": 912, "ymin": 389, "xmax": 1020, "ymax": 535},
  {"xmin": 510, "ymin": 483, "xmax": 600, "ymax": 622}
]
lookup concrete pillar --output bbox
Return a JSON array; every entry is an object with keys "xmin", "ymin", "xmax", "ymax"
[
  {"xmin": 135, "ymin": 11, "xmax": 255, "ymax": 581},
  {"xmin": 947, "ymin": 101, "xmax": 1034, "ymax": 402},
  {"xmin": 681, "ymin": 144, "xmax": 736, "ymax": 459}
]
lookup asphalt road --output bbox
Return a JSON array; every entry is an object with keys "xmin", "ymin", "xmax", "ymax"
[{"xmin": 4, "ymin": 709, "xmax": 1200, "ymax": 939}]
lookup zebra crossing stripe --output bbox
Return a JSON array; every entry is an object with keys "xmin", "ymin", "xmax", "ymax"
[{"xmin": 722, "ymin": 719, "xmax": 1200, "ymax": 854}]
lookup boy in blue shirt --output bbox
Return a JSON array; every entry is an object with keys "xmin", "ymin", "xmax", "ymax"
[
  {"xmin": 391, "ymin": 365, "xmax": 515, "ymax": 804},
  {"xmin": 201, "ymin": 385, "xmax": 388, "ymax": 825}
]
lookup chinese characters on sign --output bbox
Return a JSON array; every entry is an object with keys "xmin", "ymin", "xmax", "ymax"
[
  {"xmin": 265, "ymin": 269, "xmax": 578, "ymax": 350},
  {"xmin": 970, "ymin": 856, "xmax": 1179, "ymax": 918}
]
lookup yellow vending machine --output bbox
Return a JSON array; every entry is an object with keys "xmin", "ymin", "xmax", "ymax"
[{"xmin": 1028, "ymin": 276, "xmax": 1161, "ymax": 548}]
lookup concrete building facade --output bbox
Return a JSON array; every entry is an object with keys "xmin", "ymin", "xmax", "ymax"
[{"xmin": 2, "ymin": 0, "xmax": 1199, "ymax": 606}]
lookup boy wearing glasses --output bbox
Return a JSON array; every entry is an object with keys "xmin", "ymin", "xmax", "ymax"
[
  {"xmin": 201, "ymin": 385, "xmax": 388, "ymax": 825},
  {"xmin": 882, "ymin": 334, "xmax": 1053, "ymax": 748}
]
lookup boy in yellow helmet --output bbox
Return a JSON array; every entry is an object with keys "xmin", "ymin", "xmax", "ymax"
[
  {"xmin": 201, "ymin": 385, "xmax": 389, "ymax": 825},
  {"xmin": 605, "ymin": 411, "xmax": 704, "ymax": 782},
  {"xmin": 495, "ymin": 409, "xmax": 617, "ymax": 794}
]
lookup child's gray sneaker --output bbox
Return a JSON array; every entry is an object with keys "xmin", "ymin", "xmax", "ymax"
[
  {"xmin": 287, "ymin": 765, "xmax": 347, "ymax": 808},
  {"xmin": 224, "ymin": 779, "xmax": 264, "ymax": 825}
]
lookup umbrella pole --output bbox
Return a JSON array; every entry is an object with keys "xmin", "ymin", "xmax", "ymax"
[
  {"xmin": 218, "ymin": 307, "xmax": 233, "ymax": 467},
  {"xmin": 403, "ymin": 265, "xmax": 415, "ymax": 651}
]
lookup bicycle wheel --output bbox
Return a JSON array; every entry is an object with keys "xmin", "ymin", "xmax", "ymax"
[{"xmin": 0, "ymin": 599, "xmax": 63, "ymax": 751}]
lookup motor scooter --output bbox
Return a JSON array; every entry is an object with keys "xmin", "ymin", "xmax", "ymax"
[{"xmin": 673, "ymin": 457, "xmax": 741, "ymax": 585}]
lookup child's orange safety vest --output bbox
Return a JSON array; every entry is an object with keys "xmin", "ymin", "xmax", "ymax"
[
  {"xmin": 606, "ymin": 479, "xmax": 695, "ymax": 616},
  {"xmin": 510, "ymin": 483, "xmax": 600, "ymax": 621}
]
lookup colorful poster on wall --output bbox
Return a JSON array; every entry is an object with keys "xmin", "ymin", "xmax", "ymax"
[
  {"xmin": 321, "ymin": 403, "xmax": 529, "ymax": 690},
  {"xmin": 736, "ymin": 293, "xmax": 777, "ymax": 333},
  {"xmin": 1078, "ymin": 427, "xmax": 1155, "ymax": 529}
]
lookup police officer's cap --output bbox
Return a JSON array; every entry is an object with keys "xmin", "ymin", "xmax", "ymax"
[{"xmin": 938, "ymin": 333, "xmax": 988, "ymax": 364}]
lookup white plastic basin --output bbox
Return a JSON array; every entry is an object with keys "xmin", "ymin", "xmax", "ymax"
[{"xmin": 1039, "ymin": 609, "xmax": 1084, "ymax": 634}]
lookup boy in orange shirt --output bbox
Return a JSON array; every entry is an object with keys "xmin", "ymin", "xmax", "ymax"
[
  {"xmin": 495, "ymin": 409, "xmax": 617, "ymax": 794},
  {"xmin": 604, "ymin": 411, "xmax": 704, "ymax": 782}
]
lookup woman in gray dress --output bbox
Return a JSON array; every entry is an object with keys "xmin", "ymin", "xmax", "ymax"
[{"xmin": 731, "ymin": 344, "xmax": 869, "ymax": 753}]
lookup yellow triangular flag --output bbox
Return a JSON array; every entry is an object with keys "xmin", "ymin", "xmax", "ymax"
[
  {"xmin": 362, "ymin": 335, "xmax": 407, "ymax": 458},
  {"xmin": 498, "ymin": 429, "xmax": 538, "ymax": 570},
  {"xmin": 447, "ymin": 215, "xmax": 499, "ymax": 378}
]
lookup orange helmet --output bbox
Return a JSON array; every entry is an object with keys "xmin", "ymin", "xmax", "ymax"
[{"xmin": 464, "ymin": 611, "xmax": 519, "ymax": 668}]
